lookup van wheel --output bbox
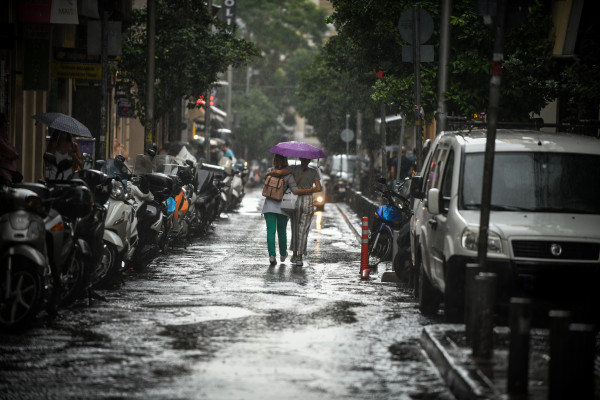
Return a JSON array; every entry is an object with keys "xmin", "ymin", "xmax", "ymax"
[{"xmin": 418, "ymin": 256, "xmax": 441, "ymax": 316}]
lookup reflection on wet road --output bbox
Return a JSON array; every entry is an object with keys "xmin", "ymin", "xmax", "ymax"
[{"xmin": 0, "ymin": 188, "xmax": 453, "ymax": 400}]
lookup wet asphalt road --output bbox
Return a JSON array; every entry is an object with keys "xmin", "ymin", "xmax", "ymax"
[{"xmin": 0, "ymin": 188, "xmax": 454, "ymax": 400}]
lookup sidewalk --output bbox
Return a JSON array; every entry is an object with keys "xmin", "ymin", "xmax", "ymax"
[
  {"xmin": 421, "ymin": 325, "xmax": 554, "ymax": 400},
  {"xmin": 336, "ymin": 201, "xmax": 599, "ymax": 400}
]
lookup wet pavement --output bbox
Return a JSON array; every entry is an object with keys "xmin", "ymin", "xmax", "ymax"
[{"xmin": 0, "ymin": 188, "xmax": 455, "ymax": 400}]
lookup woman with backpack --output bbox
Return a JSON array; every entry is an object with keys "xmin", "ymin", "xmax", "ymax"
[{"xmin": 262, "ymin": 154, "xmax": 298, "ymax": 266}]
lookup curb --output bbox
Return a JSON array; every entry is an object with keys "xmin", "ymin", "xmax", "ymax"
[{"xmin": 420, "ymin": 325, "xmax": 501, "ymax": 400}]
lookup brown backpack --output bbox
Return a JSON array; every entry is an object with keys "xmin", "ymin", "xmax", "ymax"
[{"xmin": 262, "ymin": 175, "xmax": 285, "ymax": 200}]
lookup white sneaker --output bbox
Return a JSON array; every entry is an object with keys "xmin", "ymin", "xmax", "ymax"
[
  {"xmin": 269, "ymin": 256, "xmax": 277, "ymax": 265},
  {"xmin": 280, "ymin": 254, "xmax": 288, "ymax": 262}
]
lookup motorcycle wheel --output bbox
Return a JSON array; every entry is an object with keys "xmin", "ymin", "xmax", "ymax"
[
  {"xmin": 59, "ymin": 251, "xmax": 89, "ymax": 308},
  {"xmin": 368, "ymin": 229, "xmax": 393, "ymax": 267},
  {"xmin": 0, "ymin": 259, "xmax": 43, "ymax": 331},
  {"xmin": 94, "ymin": 243, "xmax": 121, "ymax": 289},
  {"xmin": 393, "ymin": 247, "xmax": 413, "ymax": 283}
]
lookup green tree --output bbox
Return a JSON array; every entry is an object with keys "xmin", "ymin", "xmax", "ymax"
[
  {"xmin": 117, "ymin": 0, "xmax": 259, "ymax": 126},
  {"xmin": 234, "ymin": 0, "xmax": 329, "ymax": 113},
  {"xmin": 298, "ymin": 0, "xmax": 560, "ymax": 149},
  {"xmin": 232, "ymin": 88, "xmax": 279, "ymax": 160},
  {"xmin": 221, "ymin": 0, "xmax": 330, "ymax": 161}
]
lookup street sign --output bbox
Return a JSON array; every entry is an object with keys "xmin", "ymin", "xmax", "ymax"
[
  {"xmin": 398, "ymin": 8, "xmax": 434, "ymax": 44},
  {"xmin": 402, "ymin": 45, "xmax": 434, "ymax": 62},
  {"xmin": 340, "ymin": 128, "xmax": 355, "ymax": 143}
]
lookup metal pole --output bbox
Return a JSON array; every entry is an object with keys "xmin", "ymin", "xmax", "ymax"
[
  {"xmin": 345, "ymin": 113, "xmax": 350, "ymax": 159},
  {"xmin": 145, "ymin": 0, "xmax": 155, "ymax": 153},
  {"xmin": 477, "ymin": 0, "xmax": 506, "ymax": 269},
  {"xmin": 471, "ymin": 272, "xmax": 496, "ymax": 360},
  {"xmin": 436, "ymin": 0, "xmax": 452, "ymax": 135},
  {"xmin": 356, "ymin": 110, "xmax": 362, "ymax": 192},
  {"xmin": 99, "ymin": 11, "xmax": 109, "ymax": 160},
  {"xmin": 413, "ymin": 5, "xmax": 423, "ymax": 172},
  {"xmin": 226, "ymin": 65, "xmax": 233, "ymax": 130},
  {"xmin": 507, "ymin": 297, "xmax": 531, "ymax": 394},
  {"xmin": 548, "ymin": 310, "xmax": 571, "ymax": 400},
  {"xmin": 380, "ymin": 102, "xmax": 386, "ymax": 179},
  {"xmin": 396, "ymin": 115, "xmax": 405, "ymax": 183},
  {"xmin": 204, "ymin": 0, "xmax": 213, "ymax": 162}
]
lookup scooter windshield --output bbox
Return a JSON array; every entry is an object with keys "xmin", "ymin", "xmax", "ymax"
[{"xmin": 132, "ymin": 154, "xmax": 153, "ymax": 175}]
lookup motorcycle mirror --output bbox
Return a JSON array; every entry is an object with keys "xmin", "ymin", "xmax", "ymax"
[
  {"xmin": 43, "ymin": 152, "xmax": 57, "ymax": 165},
  {"xmin": 147, "ymin": 148, "xmax": 156, "ymax": 158},
  {"xmin": 410, "ymin": 176, "xmax": 424, "ymax": 199},
  {"xmin": 57, "ymin": 158, "xmax": 73, "ymax": 173}
]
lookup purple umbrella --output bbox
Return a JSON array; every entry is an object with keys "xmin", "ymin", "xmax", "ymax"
[{"xmin": 269, "ymin": 141, "xmax": 326, "ymax": 159}]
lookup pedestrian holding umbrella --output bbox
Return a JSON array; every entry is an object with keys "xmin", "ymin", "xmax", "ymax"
[
  {"xmin": 33, "ymin": 113, "xmax": 88, "ymax": 179},
  {"xmin": 32, "ymin": 112, "xmax": 93, "ymax": 138},
  {"xmin": 268, "ymin": 141, "xmax": 326, "ymax": 160},
  {"xmin": 267, "ymin": 141, "xmax": 325, "ymax": 267}
]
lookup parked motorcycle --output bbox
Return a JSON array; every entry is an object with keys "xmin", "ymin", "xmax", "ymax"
[
  {"xmin": 1, "ymin": 178, "xmax": 93, "ymax": 330},
  {"xmin": 127, "ymin": 153, "xmax": 173, "ymax": 269},
  {"xmin": 99, "ymin": 155, "xmax": 137, "ymax": 287},
  {"xmin": 193, "ymin": 163, "xmax": 227, "ymax": 235},
  {"xmin": 368, "ymin": 178, "xmax": 412, "ymax": 271},
  {"xmin": 0, "ymin": 185, "xmax": 52, "ymax": 330}
]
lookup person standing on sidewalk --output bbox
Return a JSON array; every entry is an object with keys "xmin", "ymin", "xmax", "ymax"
[{"xmin": 262, "ymin": 154, "xmax": 298, "ymax": 266}]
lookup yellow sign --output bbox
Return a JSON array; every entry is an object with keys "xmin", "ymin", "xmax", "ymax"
[{"xmin": 51, "ymin": 47, "xmax": 101, "ymax": 80}]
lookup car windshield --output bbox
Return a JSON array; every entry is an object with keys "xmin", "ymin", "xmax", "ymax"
[
  {"xmin": 332, "ymin": 157, "xmax": 356, "ymax": 173},
  {"xmin": 461, "ymin": 152, "xmax": 600, "ymax": 214}
]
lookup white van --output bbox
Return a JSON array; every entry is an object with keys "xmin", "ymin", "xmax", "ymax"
[{"xmin": 410, "ymin": 130, "xmax": 600, "ymax": 322}]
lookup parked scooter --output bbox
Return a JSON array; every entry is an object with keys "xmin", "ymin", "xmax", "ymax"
[
  {"xmin": 368, "ymin": 178, "xmax": 412, "ymax": 270},
  {"xmin": 0, "ymin": 185, "xmax": 53, "ymax": 330},
  {"xmin": 42, "ymin": 152, "xmax": 101, "ymax": 307},
  {"xmin": 99, "ymin": 155, "xmax": 136, "ymax": 286},
  {"xmin": 230, "ymin": 160, "xmax": 247, "ymax": 209},
  {"xmin": 192, "ymin": 163, "xmax": 227, "ymax": 235},
  {"xmin": 127, "ymin": 153, "xmax": 172, "ymax": 269}
]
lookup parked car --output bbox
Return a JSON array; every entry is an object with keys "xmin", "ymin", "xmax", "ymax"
[
  {"xmin": 410, "ymin": 129, "xmax": 600, "ymax": 323},
  {"xmin": 311, "ymin": 162, "xmax": 329, "ymax": 211},
  {"xmin": 328, "ymin": 154, "xmax": 357, "ymax": 202}
]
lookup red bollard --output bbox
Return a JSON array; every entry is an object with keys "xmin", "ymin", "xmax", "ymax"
[{"xmin": 360, "ymin": 217, "xmax": 369, "ymax": 278}]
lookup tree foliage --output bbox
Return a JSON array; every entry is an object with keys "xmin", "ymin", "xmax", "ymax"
[
  {"xmin": 117, "ymin": 0, "xmax": 259, "ymax": 125},
  {"xmin": 224, "ymin": 0, "xmax": 330, "ymax": 161},
  {"xmin": 297, "ymin": 0, "xmax": 564, "ymax": 154}
]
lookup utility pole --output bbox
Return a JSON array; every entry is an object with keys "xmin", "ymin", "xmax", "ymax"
[
  {"xmin": 356, "ymin": 110, "xmax": 362, "ymax": 192},
  {"xmin": 204, "ymin": 0, "xmax": 213, "ymax": 162},
  {"xmin": 145, "ymin": 0, "xmax": 155, "ymax": 152},
  {"xmin": 412, "ymin": 5, "xmax": 423, "ymax": 172},
  {"xmin": 380, "ymin": 102, "xmax": 387, "ymax": 179},
  {"xmin": 99, "ymin": 10, "xmax": 108, "ymax": 160},
  {"xmin": 436, "ymin": 0, "xmax": 452, "ymax": 134},
  {"xmin": 477, "ymin": 0, "xmax": 507, "ymax": 269}
]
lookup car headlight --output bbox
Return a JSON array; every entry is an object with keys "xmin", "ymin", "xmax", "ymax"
[
  {"xmin": 460, "ymin": 227, "xmax": 502, "ymax": 254},
  {"xmin": 315, "ymin": 195, "xmax": 324, "ymax": 204}
]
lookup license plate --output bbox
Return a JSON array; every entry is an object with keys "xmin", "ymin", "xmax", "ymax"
[{"xmin": 338, "ymin": 188, "xmax": 346, "ymax": 193}]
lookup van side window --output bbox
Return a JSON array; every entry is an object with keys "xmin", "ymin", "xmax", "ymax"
[
  {"xmin": 440, "ymin": 150, "xmax": 454, "ymax": 211},
  {"xmin": 426, "ymin": 147, "xmax": 447, "ymax": 193}
]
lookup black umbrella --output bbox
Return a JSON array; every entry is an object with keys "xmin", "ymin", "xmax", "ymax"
[{"xmin": 33, "ymin": 112, "xmax": 93, "ymax": 138}]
